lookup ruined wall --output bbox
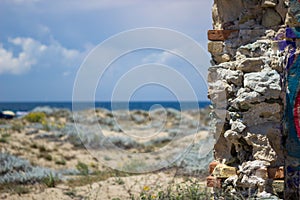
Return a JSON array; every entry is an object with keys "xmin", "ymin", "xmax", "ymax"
[{"xmin": 207, "ymin": 0, "xmax": 300, "ymax": 199}]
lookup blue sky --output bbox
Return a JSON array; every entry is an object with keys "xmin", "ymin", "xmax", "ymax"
[{"xmin": 0, "ymin": 0, "xmax": 213, "ymax": 102}]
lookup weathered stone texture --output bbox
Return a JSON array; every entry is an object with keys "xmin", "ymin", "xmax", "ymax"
[{"xmin": 207, "ymin": 0, "xmax": 294, "ymax": 199}]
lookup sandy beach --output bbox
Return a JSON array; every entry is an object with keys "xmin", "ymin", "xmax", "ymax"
[{"xmin": 0, "ymin": 107, "xmax": 213, "ymax": 199}]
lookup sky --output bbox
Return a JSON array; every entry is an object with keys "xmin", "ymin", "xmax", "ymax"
[{"xmin": 0, "ymin": 0, "xmax": 213, "ymax": 102}]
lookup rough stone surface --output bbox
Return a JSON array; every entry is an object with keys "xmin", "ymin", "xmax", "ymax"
[
  {"xmin": 212, "ymin": 164, "xmax": 237, "ymax": 178},
  {"xmin": 208, "ymin": 41, "xmax": 224, "ymax": 54},
  {"xmin": 244, "ymin": 70, "xmax": 281, "ymax": 99},
  {"xmin": 231, "ymin": 89, "xmax": 266, "ymax": 110},
  {"xmin": 262, "ymin": 8, "xmax": 282, "ymax": 27},
  {"xmin": 236, "ymin": 57, "xmax": 265, "ymax": 72},
  {"xmin": 208, "ymin": 67, "xmax": 243, "ymax": 86},
  {"xmin": 208, "ymin": 0, "xmax": 290, "ymax": 198},
  {"xmin": 275, "ymin": 0, "xmax": 288, "ymax": 22},
  {"xmin": 208, "ymin": 30, "xmax": 239, "ymax": 41},
  {"xmin": 243, "ymin": 102, "xmax": 281, "ymax": 126}
]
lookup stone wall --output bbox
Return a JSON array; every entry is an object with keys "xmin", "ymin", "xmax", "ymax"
[{"xmin": 207, "ymin": 0, "xmax": 300, "ymax": 199}]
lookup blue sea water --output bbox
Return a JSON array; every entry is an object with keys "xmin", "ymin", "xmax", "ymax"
[{"xmin": 0, "ymin": 101, "xmax": 210, "ymax": 113}]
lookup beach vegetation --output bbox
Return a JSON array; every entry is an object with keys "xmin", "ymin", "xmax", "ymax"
[
  {"xmin": 76, "ymin": 161, "xmax": 89, "ymax": 176},
  {"xmin": 42, "ymin": 173, "xmax": 57, "ymax": 188},
  {"xmin": 0, "ymin": 183, "xmax": 31, "ymax": 195},
  {"xmin": 38, "ymin": 145, "xmax": 48, "ymax": 152},
  {"xmin": 11, "ymin": 122, "xmax": 23, "ymax": 133},
  {"xmin": 38, "ymin": 153, "xmax": 52, "ymax": 161},
  {"xmin": 55, "ymin": 158, "xmax": 66, "ymax": 165},
  {"xmin": 0, "ymin": 153, "xmax": 59, "ymax": 184},
  {"xmin": 24, "ymin": 112, "xmax": 47, "ymax": 123},
  {"xmin": 67, "ymin": 169, "xmax": 129, "ymax": 187},
  {"xmin": 134, "ymin": 179, "xmax": 211, "ymax": 200},
  {"xmin": 0, "ymin": 131, "xmax": 10, "ymax": 143}
]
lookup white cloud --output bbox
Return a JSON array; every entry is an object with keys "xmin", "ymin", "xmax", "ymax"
[
  {"xmin": 0, "ymin": 37, "xmax": 85, "ymax": 75},
  {"xmin": 142, "ymin": 51, "xmax": 173, "ymax": 64}
]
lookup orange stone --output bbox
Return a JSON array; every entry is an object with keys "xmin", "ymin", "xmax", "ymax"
[
  {"xmin": 268, "ymin": 167, "xmax": 284, "ymax": 179},
  {"xmin": 206, "ymin": 175, "xmax": 222, "ymax": 188},
  {"xmin": 209, "ymin": 161, "xmax": 219, "ymax": 174},
  {"xmin": 208, "ymin": 30, "xmax": 239, "ymax": 41},
  {"xmin": 275, "ymin": 167, "xmax": 284, "ymax": 179}
]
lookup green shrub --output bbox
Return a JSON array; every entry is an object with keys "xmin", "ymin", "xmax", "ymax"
[
  {"xmin": 42, "ymin": 173, "xmax": 56, "ymax": 188},
  {"xmin": 11, "ymin": 122, "xmax": 23, "ymax": 133},
  {"xmin": 0, "ymin": 132, "xmax": 10, "ymax": 143},
  {"xmin": 76, "ymin": 162, "xmax": 89, "ymax": 176},
  {"xmin": 24, "ymin": 112, "xmax": 46, "ymax": 123},
  {"xmin": 38, "ymin": 153, "xmax": 52, "ymax": 161},
  {"xmin": 0, "ymin": 137, "xmax": 8, "ymax": 143},
  {"xmin": 30, "ymin": 143, "xmax": 38, "ymax": 149},
  {"xmin": 114, "ymin": 177, "xmax": 125, "ymax": 185},
  {"xmin": 55, "ymin": 159, "xmax": 66, "ymax": 165},
  {"xmin": 38, "ymin": 145, "xmax": 47, "ymax": 152}
]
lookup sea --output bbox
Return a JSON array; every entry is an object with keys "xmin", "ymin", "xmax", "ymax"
[{"xmin": 0, "ymin": 101, "xmax": 210, "ymax": 113}]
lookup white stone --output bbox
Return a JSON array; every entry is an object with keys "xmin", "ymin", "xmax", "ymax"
[
  {"xmin": 244, "ymin": 69, "xmax": 281, "ymax": 99},
  {"xmin": 208, "ymin": 80, "xmax": 231, "ymax": 109},
  {"xmin": 224, "ymin": 130, "xmax": 240, "ymax": 142},
  {"xmin": 230, "ymin": 120, "xmax": 246, "ymax": 133},
  {"xmin": 262, "ymin": 0, "xmax": 277, "ymax": 8},
  {"xmin": 244, "ymin": 132, "xmax": 277, "ymax": 163},
  {"xmin": 208, "ymin": 66, "xmax": 243, "ymax": 86},
  {"xmin": 231, "ymin": 90, "xmax": 266, "ymax": 110}
]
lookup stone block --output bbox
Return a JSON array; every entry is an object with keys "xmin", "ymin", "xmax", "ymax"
[
  {"xmin": 275, "ymin": 0, "xmax": 288, "ymax": 22},
  {"xmin": 230, "ymin": 120, "xmax": 246, "ymax": 133},
  {"xmin": 231, "ymin": 89, "xmax": 266, "ymax": 110},
  {"xmin": 262, "ymin": 8, "xmax": 282, "ymax": 27},
  {"xmin": 244, "ymin": 70, "xmax": 281, "ymax": 99},
  {"xmin": 272, "ymin": 180, "xmax": 284, "ymax": 196},
  {"xmin": 213, "ymin": 54, "xmax": 231, "ymax": 64},
  {"xmin": 243, "ymin": 102, "xmax": 281, "ymax": 126},
  {"xmin": 208, "ymin": 30, "xmax": 238, "ymax": 41},
  {"xmin": 208, "ymin": 66, "xmax": 243, "ymax": 86},
  {"xmin": 255, "ymin": 167, "xmax": 268, "ymax": 179},
  {"xmin": 208, "ymin": 41, "xmax": 224, "ymax": 54},
  {"xmin": 212, "ymin": 164, "xmax": 237, "ymax": 178},
  {"xmin": 236, "ymin": 57, "xmax": 265, "ymax": 73}
]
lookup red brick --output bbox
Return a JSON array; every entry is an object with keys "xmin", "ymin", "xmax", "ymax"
[
  {"xmin": 206, "ymin": 175, "xmax": 222, "ymax": 188},
  {"xmin": 208, "ymin": 30, "xmax": 239, "ymax": 41},
  {"xmin": 268, "ymin": 167, "xmax": 284, "ymax": 179},
  {"xmin": 275, "ymin": 167, "xmax": 284, "ymax": 179}
]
